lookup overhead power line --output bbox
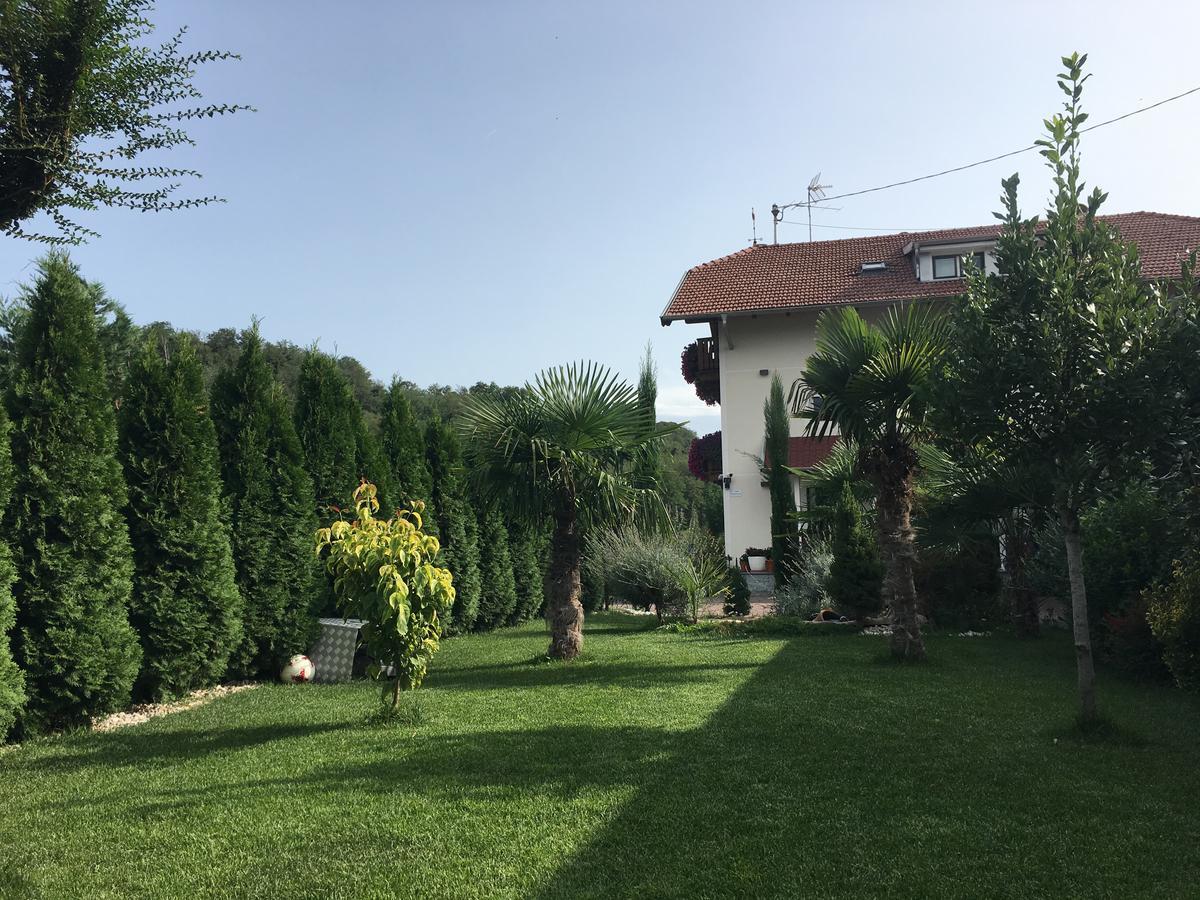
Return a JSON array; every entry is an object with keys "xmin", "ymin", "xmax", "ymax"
[{"xmin": 787, "ymin": 83, "xmax": 1200, "ymax": 207}]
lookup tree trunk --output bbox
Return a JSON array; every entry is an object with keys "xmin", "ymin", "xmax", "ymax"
[
  {"xmin": 1004, "ymin": 515, "xmax": 1039, "ymax": 638},
  {"xmin": 873, "ymin": 457, "xmax": 925, "ymax": 662},
  {"xmin": 545, "ymin": 508, "xmax": 584, "ymax": 660},
  {"xmin": 1059, "ymin": 502, "xmax": 1098, "ymax": 723}
]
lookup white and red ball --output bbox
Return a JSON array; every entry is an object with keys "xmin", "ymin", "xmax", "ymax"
[{"xmin": 281, "ymin": 655, "xmax": 315, "ymax": 684}]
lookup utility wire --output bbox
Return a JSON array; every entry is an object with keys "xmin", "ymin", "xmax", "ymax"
[{"xmin": 783, "ymin": 83, "xmax": 1200, "ymax": 207}]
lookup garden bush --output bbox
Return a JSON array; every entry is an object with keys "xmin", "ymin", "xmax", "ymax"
[
  {"xmin": 724, "ymin": 566, "xmax": 751, "ymax": 616},
  {"xmin": 211, "ymin": 328, "xmax": 319, "ymax": 678},
  {"xmin": 4, "ymin": 255, "xmax": 141, "ymax": 732},
  {"xmin": 586, "ymin": 525, "xmax": 726, "ymax": 623},
  {"xmin": 119, "ymin": 334, "xmax": 243, "ymax": 701},
  {"xmin": 774, "ymin": 540, "xmax": 833, "ymax": 618},
  {"xmin": 914, "ymin": 541, "xmax": 1003, "ymax": 632},
  {"xmin": 316, "ymin": 483, "xmax": 454, "ymax": 705},
  {"xmin": 1146, "ymin": 554, "xmax": 1200, "ymax": 692},
  {"xmin": 827, "ymin": 481, "xmax": 883, "ymax": 620}
]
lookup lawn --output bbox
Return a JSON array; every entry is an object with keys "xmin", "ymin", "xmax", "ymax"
[{"xmin": 3, "ymin": 614, "xmax": 1198, "ymax": 899}]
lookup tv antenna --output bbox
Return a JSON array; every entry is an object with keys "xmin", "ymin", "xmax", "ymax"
[{"xmin": 771, "ymin": 173, "xmax": 834, "ymax": 243}]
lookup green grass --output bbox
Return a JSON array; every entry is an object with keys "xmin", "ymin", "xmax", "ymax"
[{"xmin": 3, "ymin": 614, "xmax": 1198, "ymax": 898}]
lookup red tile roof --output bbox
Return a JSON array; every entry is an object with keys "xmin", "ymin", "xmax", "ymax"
[
  {"xmin": 787, "ymin": 436, "xmax": 839, "ymax": 470},
  {"xmin": 662, "ymin": 212, "xmax": 1200, "ymax": 322}
]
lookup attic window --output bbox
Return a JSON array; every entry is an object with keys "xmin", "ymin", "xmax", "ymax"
[{"xmin": 860, "ymin": 261, "xmax": 888, "ymax": 273}]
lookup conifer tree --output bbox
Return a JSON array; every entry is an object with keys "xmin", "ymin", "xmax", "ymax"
[
  {"xmin": 764, "ymin": 374, "xmax": 799, "ymax": 588},
  {"xmin": 380, "ymin": 380, "xmax": 433, "ymax": 512},
  {"xmin": 508, "ymin": 519, "xmax": 547, "ymax": 624},
  {"xmin": 4, "ymin": 254, "xmax": 140, "ymax": 731},
  {"xmin": 828, "ymin": 480, "xmax": 884, "ymax": 621},
  {"xmin": 474, "ymin": 504, "xmax": 518, "ymax": 630},
  {"xmin": 119, "ymin": 332, "xmax": 243, "ymax": 700},
  {"xmin": 353, "ymin": 413, "xmax": 393, "ymax": 514},
  {"xmin": 211, "ymin": 329, "xmax": 318, "ymax": 678},
  {"xmin": 294, "ymin": 350, "xmax": 360, "ymax": 519},
  {"xmin": 0, "ymin": 405, "xmax": 24, "ymax": 739},
  {"xmin": 425, "ymin": 419, "xmax": 481, "ymax": 631}
]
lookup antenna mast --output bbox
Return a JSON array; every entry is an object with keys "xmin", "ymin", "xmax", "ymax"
[{"xmin": 770, "ymin": 173, "xmax": 833, "ymax": 243}]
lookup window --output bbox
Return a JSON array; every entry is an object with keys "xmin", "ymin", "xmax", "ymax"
[
  {"xmin": 932, "ymin": 251, "xmax": 987, "ymax": 279},
  {"xmin": 932, "ymin": 254, "xmax": 958, "ymax": 279}
]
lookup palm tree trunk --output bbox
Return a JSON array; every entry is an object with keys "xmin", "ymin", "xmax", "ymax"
[
  {"xmin": 1059, "ymin": 501, "xmax": 1097, "ymax": 723},
  {"xmin": 545, "ymin": 508, "xmax": 584, "ymax": 660},
  {"xmin": 875, "ymin": 461, "xmax": 925, "ymax": 662}
]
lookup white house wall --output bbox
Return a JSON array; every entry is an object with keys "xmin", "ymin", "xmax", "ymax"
[{"xmin": 716, "ymin": 305, "xmax": 887, "ymax": 564}]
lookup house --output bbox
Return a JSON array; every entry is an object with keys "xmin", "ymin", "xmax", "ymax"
[{"xmin": 660, "ymin": 211, "xmax": 1200, "ymax": 564}]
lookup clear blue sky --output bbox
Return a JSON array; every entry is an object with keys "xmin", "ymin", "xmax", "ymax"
[{"xmin": 3, "ymin": 0, "xmax": 1198, "ymax": 436}]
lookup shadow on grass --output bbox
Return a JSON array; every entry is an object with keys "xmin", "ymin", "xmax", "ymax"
[
  {"xmin": 529, "ymin": 638, "xmax": 1200, "ymax": 899},
  {"xmin": 428, "ymin": 660, "xmax": 763, "ymax": 691},
  {"xmin": 23, "ymin": 720, "xmax": 353, "ymax": 774}
]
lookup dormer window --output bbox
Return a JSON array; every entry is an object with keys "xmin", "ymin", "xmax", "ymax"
[{"xmin": 932, "ymin": 251, "xmax": 986, "ymax": 280}]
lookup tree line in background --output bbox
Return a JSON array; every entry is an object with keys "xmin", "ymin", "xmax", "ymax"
[{"xmin": 0, "ymin": 256, "xmax": 722, "ymax": 738}]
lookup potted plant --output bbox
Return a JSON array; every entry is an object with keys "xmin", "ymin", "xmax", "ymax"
[{"xmin": 743, "ymin": 547, "xmax": 771, "ymax": 573}]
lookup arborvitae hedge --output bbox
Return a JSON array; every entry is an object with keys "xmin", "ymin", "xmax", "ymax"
[
  {"xmin": 4, "ymin": 255, "xmax": 141, "ymax": 732},
  {"xmin": 353, "ymin": 413, "xmax": 393, "ymax": 514},
  {"xmin": 211, "ymin": 329, "xmax": 318, "ymax": 678},
  {"xmin": 828, "ymin": 480, "xmax": 884, "ymax": 620},
  {"xmin": 380, "ymin": 380, "xmax": 433, "ymax": 514},
  {"xmin": 425, "ymin": 419, "xmax": 481, "ymax": 632},
  {"xmin": 474, "ymin": 505, "xmax": 518, "ymax": 630},
  {"xmin": 508, "ymin": 520, "xmax": 546, "ymax": 624},
  {"xmin": 0, "ymin": 405, "xmax": 24, "ymax": 739},
  {"xmin": 119, "ymin": 334, "xmax": 243, "ymax": 701},
  {"xmin": 294, "ymin": 350, "xmax": 360, "ymax": 519}
]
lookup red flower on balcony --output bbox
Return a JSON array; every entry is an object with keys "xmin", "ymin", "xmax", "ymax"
[
  {"xmin": 688, "ymin": 431, "xmax": 722, "ymax": 481},
  {"xmin": 681, "ymin": 339, "xmax": 720, "ymax": 405}
]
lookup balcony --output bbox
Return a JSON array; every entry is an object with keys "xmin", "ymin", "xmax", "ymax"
[{"xmin": 681, "ymin": 337, "xmax": 720, "ymax": 405}]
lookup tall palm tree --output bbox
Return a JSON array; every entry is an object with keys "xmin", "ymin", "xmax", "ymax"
[
  {"xmin": 790, "ymin": 304, "xmax": 949, "ymax": 661},
  {"xmin": 460, "ymin": 362, "xmax": 668, "ymax": 659}
]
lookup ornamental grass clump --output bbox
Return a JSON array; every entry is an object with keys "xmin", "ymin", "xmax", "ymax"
[{"xmin": 316, "ymin": 482, "xmax": 455, "ymax": 707}]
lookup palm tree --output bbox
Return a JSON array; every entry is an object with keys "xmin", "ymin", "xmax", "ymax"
[
  {"xmin": 460, "ymin": 362, "xmax": 669, "ymax": 659},
  {"xmin": 790, "ymin": 304, "xmax": 949, "ymax": 661}
]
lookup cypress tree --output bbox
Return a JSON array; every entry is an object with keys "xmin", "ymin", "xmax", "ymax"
[
  {"xmin": 294, "ymin": 350, "xmax": 360, "ymax": 519},
  {"xmin": 211, "ymin": 329, "xmax": 318, "ymax": 678},
  {"xmin": 380, "ymin": 380, "xmax": 433, "ymax": 512},
  {"xmin": 634, "ymin": 344, "xmax": 662, "ymax": 491},
  {"xmin": 4, "ymin": 255, "xmax": 140, "ymax": 732},
  {"xmin": 828, "ymin": 481, "xmax": 884, "ymax": 621},
  {"xmin": 353, "ymin": 413, "xmax": 393, "ymax": 514},
  {"xmin": 474, "ymin": 504, "xmax": 518, "ymax": 630},
  {"xmin": 764, "ymin": 374, "xmax": 799, "ymax": 588},
  {"xmin": 508, "ymin": 519, "xmax": 546, "ymax": 624},
  {"xmin": 118, "ymin": 333, "xmax": 243, "ymax": 701},
  {"xmin": 0, "ymin": 405, "xmax": 24, "ymax": 739},
  {"xmin": 425, "ymin": 419, "xmax": 481, "ymax": 631}
]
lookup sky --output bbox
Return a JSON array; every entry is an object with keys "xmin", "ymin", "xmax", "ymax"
[{"xmin": 3, "ymin": 0, "xmax": 1199, "ymax": 437}]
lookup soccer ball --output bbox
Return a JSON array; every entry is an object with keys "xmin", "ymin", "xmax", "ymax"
[{"xmin": 281, "ymin": 655, "xmax": 315, "ymax": 684}]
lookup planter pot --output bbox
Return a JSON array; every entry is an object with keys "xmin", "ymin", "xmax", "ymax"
[{"xmin": 747, "ymin": 555, "xmax": 767, "ymax": 572}]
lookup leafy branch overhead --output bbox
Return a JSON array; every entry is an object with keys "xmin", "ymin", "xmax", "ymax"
[{"xmin": 0, "ymin": 0, "xmax": 251, "ymax": 243}]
